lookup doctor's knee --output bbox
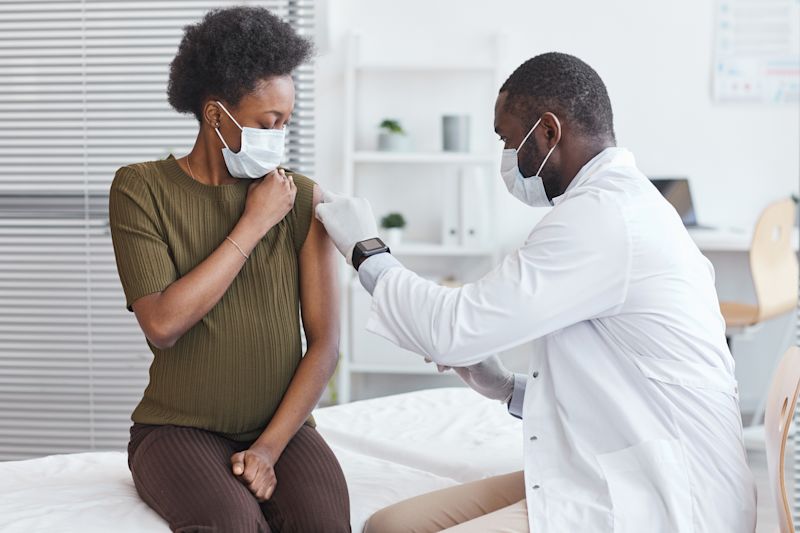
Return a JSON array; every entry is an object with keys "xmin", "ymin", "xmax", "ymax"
[{"xmin": 363, "ymin": 506, "xmax": 411, "ymax": 533}]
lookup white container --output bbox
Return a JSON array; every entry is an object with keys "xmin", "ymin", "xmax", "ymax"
[
  {"xmin": 442, "ymin": 115, "xmax": 470, "ymax": 152},
  {"xmin": 377, "ymin": 132, "xmax": 410, "ymax": 152},
  {"xmin": 384, "ymin": 227, "xmax": 404, "ymax": 248}
]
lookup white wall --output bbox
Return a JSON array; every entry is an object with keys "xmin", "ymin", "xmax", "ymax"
[
  {"xmin": 313, "ymin": 0, "xmax": 799, "ymax": 405},
  {"xmin": 316, "ymin": 0, "xmax": 798, "ymax": 229}
]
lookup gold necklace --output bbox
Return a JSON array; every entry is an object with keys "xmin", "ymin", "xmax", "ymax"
[{"xmin": 185, "ymin": 155, "xmax": 197, "ymax": 182}]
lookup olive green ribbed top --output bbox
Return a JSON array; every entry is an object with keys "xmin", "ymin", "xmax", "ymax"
[{"xmin": 109, "ymin": 155, "xmax": 315, "ymax": 441}]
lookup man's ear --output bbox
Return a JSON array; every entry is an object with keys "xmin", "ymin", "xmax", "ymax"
[
  {"xmin": 540, "ymin": 112, "xmax": 562, "ymax": 148},
  {"xmin": 201, "ymin": 100, "xmax": 222, "ymax": 129}
]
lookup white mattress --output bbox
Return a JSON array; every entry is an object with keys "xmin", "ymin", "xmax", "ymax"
[{"xmin": 0, "ymin": 388, "xmax": 523, "ymax": 533}]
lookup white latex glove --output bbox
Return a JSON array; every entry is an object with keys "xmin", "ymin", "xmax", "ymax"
[
  {"xmin": 427, "ymin": 355, "xmax": 515, "ymax": 403},
  {"xmin": 314, "ymin": 190, "xmax": 379, "ymax": 265}
]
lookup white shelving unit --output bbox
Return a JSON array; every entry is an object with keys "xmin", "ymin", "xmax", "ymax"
[
  {"xmin": 336, "ymin": 32, "xmax": 508, "ymax": 403},
  {"xmin": 353, "ymin": 151, "xmax": 496, "ymax": 164},
  {"xmin": 388, "ymin": 242, "xmax": 494, "ymax": 256}
]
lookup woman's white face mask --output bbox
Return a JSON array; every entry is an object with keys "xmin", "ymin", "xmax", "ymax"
[
  {"xmin": 214, "ymin": 100, "xmax": 285, "ymax": 179},
  {"xmin": 500, "ymin": 115, "xmax": 561, "ymax": 207}
]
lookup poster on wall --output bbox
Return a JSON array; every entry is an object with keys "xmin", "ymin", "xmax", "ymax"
[{"xmin": 713, "ymin": 0, "xmax": 800, "ymax": 103}]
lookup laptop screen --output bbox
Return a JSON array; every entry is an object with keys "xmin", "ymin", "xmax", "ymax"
[{"xmin": 650, "ymin": 178, "xmax": 698, "ymax": 227}]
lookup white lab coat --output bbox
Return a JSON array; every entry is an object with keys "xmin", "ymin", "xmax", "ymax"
[{"xmin": 360, "ymin": 148, "xmax": 756, "ymax": 532}]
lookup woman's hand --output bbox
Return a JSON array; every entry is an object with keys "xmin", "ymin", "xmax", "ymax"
[
  {"xmin": 241, "ymin": 168, "xmax": 297, "ymax": 237},
  {"xmin": 231, "ymin": 445, "xmax": 278, "ymax": 502}
]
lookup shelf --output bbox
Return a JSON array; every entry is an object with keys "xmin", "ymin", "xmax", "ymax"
[
  {"xmin": 348, "ymin": 363, "xmax": 453, "ymax": 375},
  {"xmin": 353, "ymin": 151, "xmax": 495, "ymax": 165},
  {"xmin": 390, "ymin": 243, "xmax": 494, "ymax": 257},
  {"xmin": 688, "ymin": 226, "xmax": 798, "ymax": 252}
]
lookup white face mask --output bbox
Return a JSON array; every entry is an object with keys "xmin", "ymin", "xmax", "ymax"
[
  {"xmin": 500, "ymin": 115, "xmax": 560, "ymax": 207},
  {"xmin": 214, "ymin": 101, "xmax": 285, "ymax": 179}
]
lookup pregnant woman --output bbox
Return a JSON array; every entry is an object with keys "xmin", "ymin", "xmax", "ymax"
[{"xmin": 109, "ymin": 7, "xmax": 349, "ymax": 532}]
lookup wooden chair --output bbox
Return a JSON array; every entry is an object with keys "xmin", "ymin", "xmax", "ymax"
[
  {"xmin": 720, "ymin": 198, "xmax": 798, "ymax": 333},
  {"xmin": 764, "ymin": 346, "xmax": 800, "ymax": 533}
]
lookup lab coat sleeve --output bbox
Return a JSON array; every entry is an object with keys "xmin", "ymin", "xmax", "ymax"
[
  {"xmin": 358, "ymin": 253, "xmax": 404, "ymax": 294},
  {"xmin": 365, "ymin": 193, "xmax": 632, "ymax": 367},
  {"xmin": 507, "ymin": 373, "xmax": 527, "ymax": 419}
]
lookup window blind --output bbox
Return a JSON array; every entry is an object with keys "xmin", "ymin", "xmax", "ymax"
[{"xmin": 0, "ymin": 0, "xmax": 315, "ymax": 461}]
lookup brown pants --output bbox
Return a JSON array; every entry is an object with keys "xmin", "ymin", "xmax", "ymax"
[
  {"xmin": 127, "ymin": 423, "xmax": 351, "ymax": 533},
  {"xmin": 364, "ymin": 471, "xmax": 528, "ymax": 533}
]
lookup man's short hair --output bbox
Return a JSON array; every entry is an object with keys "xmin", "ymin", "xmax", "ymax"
[{"xmin": 500, "ymin": 52, "xmax": 615, "ymax": 142}]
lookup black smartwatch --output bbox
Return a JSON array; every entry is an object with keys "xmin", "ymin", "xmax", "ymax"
[{"xmin": 351, "ymin": 237, "xmax": 391, "ymax": 271}]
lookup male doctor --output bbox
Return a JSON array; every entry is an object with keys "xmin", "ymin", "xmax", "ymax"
[{"xmin": 316, "ymin": 53, "xmax": 756, "ymax": 532}]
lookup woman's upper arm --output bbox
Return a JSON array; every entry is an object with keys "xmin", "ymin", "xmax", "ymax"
[
  {"xmin": 109, "ymin": 166, "xmax": 177, "ymax": 311},
  {"xmin": 109, "ymin": 166, "xmax": 177, "ymax": 345},
  {"xmin": 298, "ymin": 184, "xmax": 340, "ymax": 349}
]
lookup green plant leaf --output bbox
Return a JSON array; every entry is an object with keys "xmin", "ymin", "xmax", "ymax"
[
  {"xmin": 381, "ymin": 212, "xmax": 406, "ymax": 229},
  {"xmin": 379, "ymin": 119, "xmax": 404, "ymax": 134}
]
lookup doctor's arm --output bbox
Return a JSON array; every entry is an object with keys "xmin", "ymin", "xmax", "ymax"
[
  {"xmin": 316, "ymin": 191, "xmax": 631, "ymax": 368},
  {"xmin": 356, "ymin": 197, "xmax": 632, "ymax": 368}
]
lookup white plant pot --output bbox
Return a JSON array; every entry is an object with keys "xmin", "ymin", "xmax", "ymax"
[
  {"xmin": 384, "ymin": 228, "xmax": 404, "ymax": 248},
  {"xmin": 377, "ymin": 132, "xmax": 410, "ymax": 152}
]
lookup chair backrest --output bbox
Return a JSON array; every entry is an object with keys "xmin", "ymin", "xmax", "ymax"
[
  {"xmin": 764, "ymin": 346, "xmax": 800, "ymax": 533},
  {"xmin": 750, "ymin": 198, "xmax": 798, "ymax": 322}
]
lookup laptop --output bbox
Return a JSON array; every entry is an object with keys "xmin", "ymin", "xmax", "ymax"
[{"xmin": 650, "ymin": 178, "xmax": 714, "ymax": 230}]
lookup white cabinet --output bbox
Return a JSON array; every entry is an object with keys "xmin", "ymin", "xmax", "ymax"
[
  {"xmin": 349, "ymin": 280, "xmax": 435, "ymax": 374},
  {"xmin": 337, "ymin": 33, "xmax": 508, "ymax": 402}
]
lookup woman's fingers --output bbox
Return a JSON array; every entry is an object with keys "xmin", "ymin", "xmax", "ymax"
[
  {"xmin": 232, "ymin": 449, "xmax": 277, "ymax": 501},
  {"xmin": 252, "ymin": 468, "xmax": 276, "ymax": 501},
  {"xmin": 247, "ymin": 466, "xmax": 263, "ymax": 492},
  {"xmin": 242, "ymin": 452, "xmax": 259, "ymax": 484},
  {"xmin": 277, "ymin": 168, "xmax": 296, "ymax": 191},
  {"xmin": 263, "ymin": 476, "xmax": 277, "ymax": 500},
  {"xmin": 230, "ymin": 451, "xmax": 245, "ymax": 476}
]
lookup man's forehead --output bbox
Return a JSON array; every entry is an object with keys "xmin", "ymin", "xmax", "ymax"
[
  {"xmin": 494, "ymin": 92, "xmax": 509, "ymax": 131},
  {"xmin": 494, "ymin": 91, "xmax": 508, "ymax": 114},
  {"xmin": 494, "ymin": 92, "xmax": 523, "ymax": 132}
]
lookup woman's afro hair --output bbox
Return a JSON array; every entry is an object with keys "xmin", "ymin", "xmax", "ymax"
[{"xmin": 167, "ymin": 6, "xmax": 313, "ymax": 121}]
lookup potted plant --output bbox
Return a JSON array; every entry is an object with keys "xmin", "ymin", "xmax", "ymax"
[
  {"xmin": 381, "ymin": 212, "xmax": 406, "ymax": 247},
  {"xmin": 377, "ymin": 119, "xmax": 409, "ymax": 152}
]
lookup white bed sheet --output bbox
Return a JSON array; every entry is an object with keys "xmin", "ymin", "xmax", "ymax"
[
  {"xmin": 316, "ymin": 387, "xmax": 523, "ymax": 483},
  {"xmin": 0, "ymin": 388, "xmax": 522, "ymax": 532}
]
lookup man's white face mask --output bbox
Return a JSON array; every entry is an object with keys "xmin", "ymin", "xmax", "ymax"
[
  {"xmin": 500, "ymin": 115, "xmax": 561, "ymax": 207},
  {"xmin": 214, "ymin": 100, "xmax": 285, "ymax": 179}
]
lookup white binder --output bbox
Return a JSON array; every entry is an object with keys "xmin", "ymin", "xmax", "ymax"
[{"xmin": 459, "ymin": 166, "xmax": 488, "ymax": 247}]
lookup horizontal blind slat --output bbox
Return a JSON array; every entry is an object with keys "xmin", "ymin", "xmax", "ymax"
[{"xmin": 0, "ymin": 0, "xmax": 314, "ymax": 460}]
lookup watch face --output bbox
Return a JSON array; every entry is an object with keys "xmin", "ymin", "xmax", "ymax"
[{"xmin": 360, "ymin": 238, "xmax": 384, "ymax": 252}]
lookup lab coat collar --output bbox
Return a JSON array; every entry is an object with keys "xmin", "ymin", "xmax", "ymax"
[{"xmin": 551, "ymin": 147, "xmax": 636, "ymax": 206}]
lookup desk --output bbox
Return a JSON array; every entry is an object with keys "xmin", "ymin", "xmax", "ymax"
[
  {"xmin": 689, "ymin": 227, "xmax": 800, "ymax": 252},
  {"xmin": 690, "ymin": 226, "xmax": 798, "ymax": 416}
]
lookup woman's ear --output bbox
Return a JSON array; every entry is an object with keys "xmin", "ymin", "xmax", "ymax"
[{"xmin": 201, "ymin": 100, "xmax": 222, "ymax": 129}]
